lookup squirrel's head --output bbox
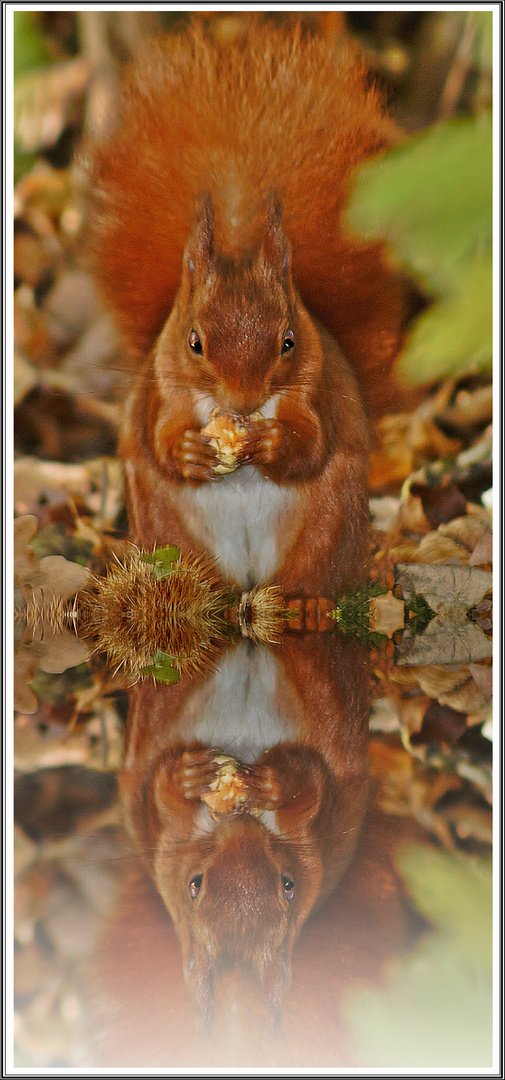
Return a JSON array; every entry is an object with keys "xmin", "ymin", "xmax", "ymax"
[
  {"xmin": 164, "ymin": 193, "xmax": 303, "ymax": 416},
  {"xmin": 153, "ymin": 808, "xmax": 317, "ymax": 1029}
]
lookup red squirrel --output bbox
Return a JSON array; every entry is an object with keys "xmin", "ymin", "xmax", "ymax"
[
  {"xmin": 84, "ymin": 640, "xmax": 429, "ymax": 1069},
  {"xmin": 84, "ymin": 20, "xmax": 415, "ymax": 594},
  {"xmin": 115, "ymin": 634, "xmax": 371, "ymax": 1030}
]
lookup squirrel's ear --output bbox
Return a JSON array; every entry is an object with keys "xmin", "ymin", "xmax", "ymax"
[
  {"xmin": 260, "ymin": 193, "xmax": 291, "ymax": 277},
  {"xmin": 184, "ymin": 191, "xmax": 215, "ymax": 280},
  {"xmin": 257, "ymin": 941, "xmax": 292, "ymax": 1028},
  {"xmin": 183, "ymin": 943, "xmax": 215, "ymax": 1031}
]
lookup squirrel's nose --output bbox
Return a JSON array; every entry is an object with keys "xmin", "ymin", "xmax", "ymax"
[{"xmin": 215, "ymin": 383, "xmax": 263, "ymax": 417}]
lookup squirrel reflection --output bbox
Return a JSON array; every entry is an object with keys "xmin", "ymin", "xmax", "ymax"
[{"xmin": 119, "ymin": 632, "xmax": 370, "ymax": 1025}]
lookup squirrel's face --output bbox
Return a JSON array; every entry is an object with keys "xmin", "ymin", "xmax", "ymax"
[
  {"xmin": 154, "ymin": 811, "xmax": 315, "ymax": 1027},
  {"xmin": 160, "ymin": 193, "xmax": 304, "ymax": 416}
]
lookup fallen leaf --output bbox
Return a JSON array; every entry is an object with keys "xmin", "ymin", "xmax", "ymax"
[
  {"xmin": 410, "ymin": 665, "xmax": 489, "ymax": 714},
  {"xmin": 15, "ymin": 57, "xmax": 90, "ymax": 153},
  {"xmin": 469, "ymin": 529, "xmax": 493, "ymax": 566},
  {"xmin": 14, "ymin": 646, "xmax": 40, "ymax": 714},
  {"xmin": 369, "ymin": 696, "xmax": 401, "ymax": 733},
  {"xmin": 369, "ymin": 497, "xmax": 401, "ymax": 533},
  {"xmin": 14, "ymin": 515, "xmax": 40, "ymax": 584},
  {"xmin": 14, "ymin": 350, "xmax": 38, "ymax": 405},
  {"xmin": 397, "ymin": 616, "xmax": 493, "ymax": 667},
  {"xmin": 439, "ymin": 383, "xmax": 492, "ymax": 430},
  {"xmin": 396, "ymin": 563, "xmax": 492, "ymax": 617},
  {"xmin": 415, "ymin": 516, "xmax": 491, "ymax": 565},
  {"xmin": 468, "ymin": 662, "xmax": 492, "ymax": 700},
  {"xmin": 38, "ymin": 630, "xmax": 89, "ymax": 674},
  {"xmin": 368, "ymin": 591, "xmax": 405, "ymax": 638},
  {"xmin": 38, "ymin": 555, "xmax": 89, "ymax": 601},
  {"xmin": 410, "ymin": 479, "xmax": 467, "ymax": 529}
]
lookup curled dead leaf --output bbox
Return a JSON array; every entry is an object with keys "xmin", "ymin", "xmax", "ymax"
[
  {"xmin": 368, "ymin": 591, "xmax": 405, "ymax": 638},
  {"xmin": 396, "ymin": 563, "xmax": 492, "ymax": 618}
]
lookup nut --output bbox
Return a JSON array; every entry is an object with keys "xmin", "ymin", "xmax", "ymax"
[
  {"xmin": 201, "ymin": 412, "xmax": 248, "ymax": 474},
  {"xmin": 201, "ymin": 754, "xmax": 248, "ymax": 815}
]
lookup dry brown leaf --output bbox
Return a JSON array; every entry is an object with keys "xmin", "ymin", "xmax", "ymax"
[
  {"xmin": 410, "ymin": 665, "xmax": 488, "ymax": 714},
  {"xmin": 439, "ymin": 383, "xmax": 492, "ymax": 429},
  {"xmin": 416, "ymin": 516, "xmax": 491, "ymax": 565},
  {"xmin": 439, "ymin": 800, "xmax": 492, "ymax": 845},
  {"xmin": 396, "ymin": 563, "xmax": 492, "ymax": 617},
  {"xmin": 469, "ymin": 529, "xmax": 493, "ymax": 567},
  {"xmin": 38, "ymin": 630, "xmax": 89, "ymax": 674},
  {"xmin": 14, "ymin": 646, "xmax": 40, "ymax": 714},
  {"xmin": 398, "ymin": 493, "xmax": 431, "ymax": 535},
  {"xmin": 15, "ymin": 57, "xmax": 90, "ymax": 153},
  {"xmin": 398, "ymin": 616, "xmax": 492, "ymax": 667},
  {"xmin": 14, "ymin": 350, "xmax": 38, "ymax": 405},
  {"xmin": 468, "ymin": 662, "xmax": 492, "ymax": 700},
  {"xmin": 14, "ymin": 515, "xmax": 40, "ymax": 584},
  {"xmin": 38, "ymin": 555, "xmax": 89, "ymax": 601},
  {"xmin": 368, "ymin": 738, "xmax": 461, "ymax": 846},
  {"xmin": 398, "ymin": 696, "xmax": 430, "ymax": 735},
  {"xmin": 369, "ymin": 696, "xmax": 401, "ymax": 733},
  {"xmin": 368, "ymin": 591, "xmax": 405, "ymax": 638},
  {"xmin": 369, "ymin": 383, "xmax": 463, "ymax": 492}
]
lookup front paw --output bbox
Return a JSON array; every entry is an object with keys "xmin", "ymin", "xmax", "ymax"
[
  {"xmin": 241, "ymin": 420, "xmax": 283, "ymax": 466},
  {"xmin": 172, "ymin": 747, "xmax": 220, "ymax": 800},
  {"xmin": 171, "ymin": 429, "xmax": 220, "ymax": 482},
  {"xmin": 241, "ymin": 763, "xmax": 282, "ymax": 812}
]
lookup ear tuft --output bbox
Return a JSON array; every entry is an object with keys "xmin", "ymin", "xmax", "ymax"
[
  {"xmin": 184, "ymin": 191, "xmax": 215, "ymax": 280},
  {"xmin": 257, "ymin": 944, "xmax": 292, "ymax": 1027},
  {"xmin": 184, "ymin": 944, "xmax": 215, "ymax": 1031},
  {"xmin": 261, "ymin": 192, "xmax": 291, "ymax": 276}
]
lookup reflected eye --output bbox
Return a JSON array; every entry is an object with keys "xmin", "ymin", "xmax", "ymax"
[
  {"xmin": 281, "ymin": 329, "xmax": 295, "ymax": 355},
  {"xmin": 189, "ymin": 330, "xmax": 203, "ymax": 354},
  {"xmin": 282, "ymin": 874, "xmax": 295, "ymax": 900},
  {"xmin": 189, "ymin": 874, "xmax": 203, "ymax": 899}
]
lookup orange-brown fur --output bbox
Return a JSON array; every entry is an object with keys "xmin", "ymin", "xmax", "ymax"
[
  {"xmin": 85, "ymin": 21, "xmax": 410, "ymax": 412},
  {"xmin": 84, "ymin": 20, "xmax": 415, "ymax": 594},
  {"xmin": 85, "ymin": 789, "xmax": 428, "ymax": 1067},
  {"xmin": 116, "ymin": 635, "xmax": 370, "ymax": 1029}
]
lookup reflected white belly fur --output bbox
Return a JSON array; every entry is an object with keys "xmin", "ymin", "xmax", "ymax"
[{"xmin": 173, "ymin": 642, "xmax": 303, "ymax": 763}]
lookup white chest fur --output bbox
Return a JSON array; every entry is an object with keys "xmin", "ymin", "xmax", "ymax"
[
  {"xmin": 171, "ymin": 392, "xmax": 299, "ymax": 588},
  {"xmin": 172, "ymin": 465, "xmax": 297, "ymax": 587}
]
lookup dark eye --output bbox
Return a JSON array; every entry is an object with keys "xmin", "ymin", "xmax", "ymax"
[
  {"xmin": 189, "ymin": 330, "xmax": 203, "ymax": 354},
  {"xmin": 281, "ymin": 329, "xmax": 295, "ymax": 355},
  {"xmin": 282, "ymin": 874, "xmax": 295, "ymax": 900},
  {"xmin": 189, "ymin": 874, "xmax": 203, "ymax": 899}
]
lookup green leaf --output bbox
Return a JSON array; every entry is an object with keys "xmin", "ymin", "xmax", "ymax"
[
  {"xmin": 14, "ymin": 12, "xmax": 53, "ymax": 81},
  {"xmin": 397, "ymin": 846, "xmax": 492, "ymax": 965},
  {"xmin": 140, "ymin": 650, "xmax": 180, "ymax": 685},
  {"xmin": 343, "ymin": 846, "xmax": 493, "ymax": 1068},
  {"xmin": 140, "ymin": 544, "xmax": 180, "ymax": 579},
  {"xmin": 345, "ymin": 115, "xmax": 492, "ymax": 294},
  {"xmin": 399, "ymin": 257, "xmax": 492, "ymax": 383},
  {"xmin": 345, "ymin": 114, "xmax": 492, "ymax": 386}
]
